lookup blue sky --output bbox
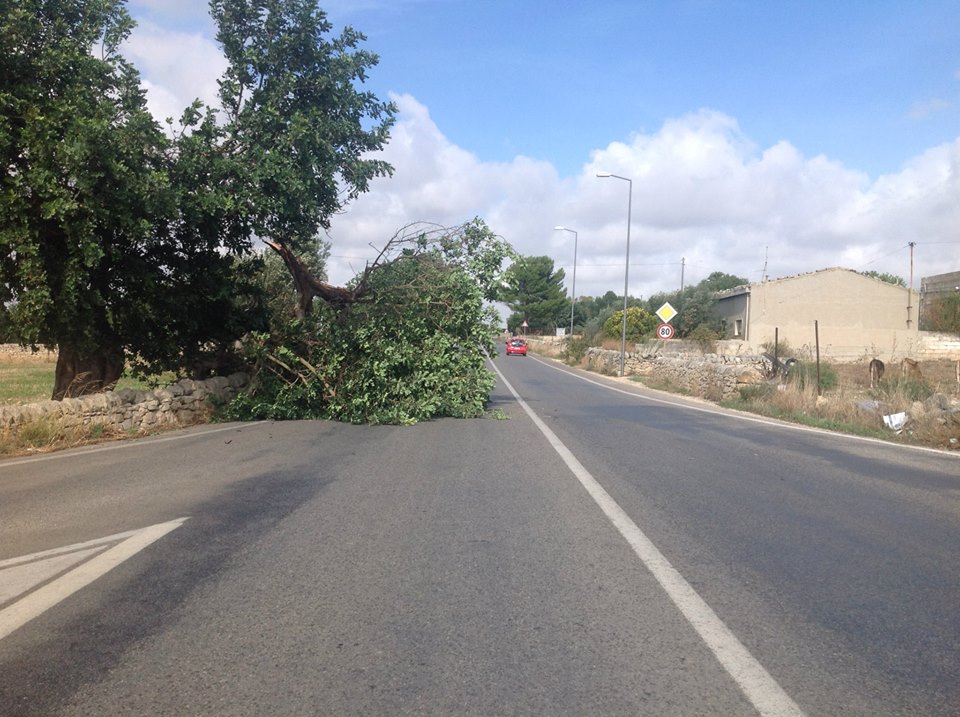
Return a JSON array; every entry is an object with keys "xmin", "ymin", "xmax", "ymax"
[
  {"xmin": 324, "ymin": 0, "xmax": 960, "ymax": 178},
  {"xmin": 125, "ymin": 0, "xmax": 960, "ymax": 301}
]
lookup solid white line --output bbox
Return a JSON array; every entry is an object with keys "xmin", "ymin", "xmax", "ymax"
[
  {"xmin": 529, "ymin": 354, "xmax": 960, "ymax": 459},
  {"xmin": 0, "ymin": 518, "xmax": 188, "ymax": 642},
  {"xmin": 489, "ymin": 360, "xmax": 805, "ymax": 717}
]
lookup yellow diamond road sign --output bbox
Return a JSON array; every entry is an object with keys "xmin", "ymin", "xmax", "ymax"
[{"xmin": 656, "ymin": 302, "xmax": 677, "ymax": 324}]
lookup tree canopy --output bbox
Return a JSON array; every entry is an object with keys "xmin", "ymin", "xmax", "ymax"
[
  {"xmin": 0, "ymin": 0, "xmax": 396, "ymax": 398},
  {"xmin": 497, "ymin": 255, "xmax": 568, "ymax": 333},
  {"xmin": 860, "ymin": 270, "xmax": 906, "ymax": 287}
]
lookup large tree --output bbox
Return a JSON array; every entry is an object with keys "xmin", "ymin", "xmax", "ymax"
[
  {"xmin": 1, "ymin": 0, "xmax": 397, "ymax": 397},
  {"xmin": 498, "ymin": 255, "xmax": 569, "ymax": 333},
  {"xmin": 1, "ymin": 0, "xmax": 173, "ymax": 398}
]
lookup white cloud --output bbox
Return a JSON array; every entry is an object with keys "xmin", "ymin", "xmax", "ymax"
[
  {"xmin": 123, "ymin": 22, "xmax": 226, "ymax": 124},
  {"xmin": 118, "ymin": 35, "xmax": 960, "ymax": 300},
  {"xmin": 330, "ymin": 104, "xmax": 960, "ymax": 299},
  {"xmin": 908, "ymin": 98, "xmax": 950, "ymax": 120}
]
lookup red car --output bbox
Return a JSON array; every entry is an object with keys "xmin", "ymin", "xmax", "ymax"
[{"xmin": 505, "ymin": 338, "xmax": 527, "ymax": 356}]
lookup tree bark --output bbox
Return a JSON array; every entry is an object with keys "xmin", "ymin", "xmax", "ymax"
[
  {"xmin": 52, "ymin": 343, "xmax": 125, "ymax": 400},
  {"xmin": 263, "ymin": 239, "xmax": 359, "ymax": 318}
]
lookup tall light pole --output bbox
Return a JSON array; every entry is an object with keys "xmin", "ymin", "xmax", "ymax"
[
  {"xmin": 596, "ymin": 171, "xmax": 633, "ymax": 376},
  {"xmin": 554, "ymin": 226, "xmax": 578, "ymax": 337}
]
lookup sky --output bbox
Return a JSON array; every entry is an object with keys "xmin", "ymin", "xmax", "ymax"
[{"xmin": 123, "ymin": 0, "xmax": 960, "ymax": 303}]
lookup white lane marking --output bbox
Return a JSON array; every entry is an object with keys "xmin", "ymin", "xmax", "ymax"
[
  {"xmin": 490, "ymin": 360, "xmax": 805, "ymax": 717},
  {"xmin": 0, "ymin": 422, "xmax": 268, "ymax": 469},
  {"xmin": 529, "ymin": 354, "xmax": 960, "ymax": 459},
  {"xmin": 0, "ymin": 526, "xmax": 147, "ymax": 569},
  {"xmin": 0, "ymin": 547, "xmax": 109, "ymax": 604},
  {"xmin": 0, "ymin": 518, "xmax": 188, "ymax": 642}
]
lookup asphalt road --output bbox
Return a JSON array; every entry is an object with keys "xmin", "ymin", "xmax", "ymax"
[{"xmin": 1, "ymin": 348, "xmax": 958, "ymax": 715}]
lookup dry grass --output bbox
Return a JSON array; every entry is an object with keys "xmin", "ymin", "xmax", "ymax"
[
  {"xmin": 726, "ymin": 359, "xmax": 960, "ymax": 450},
  {"xmin": 0, "ymin": 416, "xmax": 131, "ymax": 457}
]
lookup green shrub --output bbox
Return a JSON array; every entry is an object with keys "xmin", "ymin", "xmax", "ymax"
[
  {"xmin": 687, "ymin": 325, "xmax": 721, "ymax": 353},
  {"xmin": 738, "ymin": 384, "xmax": 773, "ymax": 402},
  {"xmin": 786, "ymin": 360, "xmax": 838, "ymax": 392},
  {"xmin": 563, "ymin": 335, "xmax": 591, "ymax": 364},
  {"xmin": 874, "ymin": 377, "xmax": 934, "ymax": 402}
]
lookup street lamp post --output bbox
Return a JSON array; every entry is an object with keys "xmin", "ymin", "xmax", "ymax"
[
  {"xmin": 596, "ymin": 171, "xmax": 633, "ymax": 377},
  {"xmin": 554, "ymin": 226, "xmax": 578, "ymax": 337}
]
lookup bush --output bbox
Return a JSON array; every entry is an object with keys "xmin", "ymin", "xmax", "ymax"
[
  {"xmin": 786, "ymin": 360, "xmax": 838, "ymax": 392},
  {"xmin": 687, "ymin": 325, "xmax": 721, "ymax": 353},
  {"xmin": 563, "ymin": 335, "xmax": 591, "ymax": 365},
  {"xmin": 602, "ymin": 307, "xmax": 657, "ymax": 341},
  {"xmin": 874, "ymin": 376, "xmax": 934, "ymax": 402}
]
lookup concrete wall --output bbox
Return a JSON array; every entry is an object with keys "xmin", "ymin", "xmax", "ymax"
[{"xmin": 715, "ymin": 268, "xmax": 933, "ymax": 361}]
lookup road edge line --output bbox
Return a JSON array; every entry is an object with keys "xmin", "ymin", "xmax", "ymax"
[{"xmin": 489, "ymin": 359, "xmax": 805, "ymax": 717}]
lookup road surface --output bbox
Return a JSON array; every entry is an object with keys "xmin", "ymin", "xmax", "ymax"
[{"xmin": 1, "ymin": 348, "xmax": 958, "ymax": 715}]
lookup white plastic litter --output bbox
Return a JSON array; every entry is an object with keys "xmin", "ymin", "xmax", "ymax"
[{"xmin": 882, "ymin": 412, "xmax": 907, "ymax": 432}]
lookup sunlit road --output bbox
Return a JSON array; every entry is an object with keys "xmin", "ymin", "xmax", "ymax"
[{"xmin": 1, "ymin": 348, "xmax": 958, "ymax": 715}]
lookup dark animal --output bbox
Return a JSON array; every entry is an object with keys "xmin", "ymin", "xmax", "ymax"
[{"xmin": 868, "ymin": 358, "xmax": 884, "ymax": 389}]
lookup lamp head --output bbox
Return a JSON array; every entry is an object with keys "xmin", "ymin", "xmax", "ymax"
[{"xmin": 596, "ymin": 171, "xmax": 612, "ymax": 177}]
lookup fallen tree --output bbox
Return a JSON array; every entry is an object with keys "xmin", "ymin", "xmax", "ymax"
[{"xmin": 226, "ymin": 219, "xmax": 513, "ymax": 424}]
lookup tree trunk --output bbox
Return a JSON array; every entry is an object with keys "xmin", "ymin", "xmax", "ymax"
[
  {"xmin": 263, "ymin": 239, "xmax": 358, "ymax": 318},
  {"xmin": 52, "ymin": 343, "xmax": 125, "ymax": 400}
]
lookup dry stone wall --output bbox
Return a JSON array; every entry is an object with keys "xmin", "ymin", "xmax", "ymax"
[
  {"xmin": 0, "ymin": 373, "xmax": 248, "ymax": 435},
  {"xmin": 583, "ymin": 347, "xmax": 767, "ymax": 400}
]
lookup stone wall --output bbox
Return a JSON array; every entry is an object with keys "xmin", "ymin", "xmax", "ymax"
[
  {"xmin": 582, "ymin": 347, "xmax": 767, "ymax": 400},
  {"xmin": 0, "ymin": 373, "xmax": 248, "ymax": 435}
]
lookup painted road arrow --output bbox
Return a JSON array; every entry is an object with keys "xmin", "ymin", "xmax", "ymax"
[{"xmin": 0, "ymin": 518, "xmax": 188, "ymax": 642}]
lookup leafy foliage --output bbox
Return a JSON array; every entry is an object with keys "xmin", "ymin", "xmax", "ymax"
[
  {"xmin": 860, "ymin": 270, "xmax": 906, "ymax": 287},
  {"xmin": 646, "ymin": 271, "xmax": 747, "ymax": 337},
  {"xmin": 922, "ymin": 293, "xmax": 960, "ymax": 335},
  {"xmin": 602, "ymin": 307, "xmax": 658, "ymax": 341},
  {"xmin": 224, "ymin": 221, "xmax": 511, "ymax": 424},
  {"xmin": 1, "ymin": 0, "xmax": 395, "ymax": 397},
  {"xmin": 1, "ymin": 0, "xmax": 171, "ymax": 394},
  {"xmin": 786, "ymin": 361, "xmax": 838, "ymax": 392},
  {"xmin": 498, "ymin": 256, "xmax": 569, "ymax": 333}
]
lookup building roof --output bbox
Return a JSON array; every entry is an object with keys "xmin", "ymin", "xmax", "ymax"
[{"xmin": 715, "ymin": 267, "xmax": 908, "ymax": 301}]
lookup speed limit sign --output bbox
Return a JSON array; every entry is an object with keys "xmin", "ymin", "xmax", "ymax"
[{"xmin": 656, "ymin": 323, "xmax": 675, "ymax": 340}]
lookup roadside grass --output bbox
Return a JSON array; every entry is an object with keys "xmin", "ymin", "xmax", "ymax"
[
  {"xmin": 0, "ymin": 415, "xmax": 132, "ymax": 457},
  {"xmin": 0, "ymin": 363, "xmax": 170, "ymax": 404}
]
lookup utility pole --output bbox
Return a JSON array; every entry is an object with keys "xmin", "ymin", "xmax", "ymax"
[
  {"xmin": 679, "ymin": 257, "xmax": 685, "ymax": 313},
  {"xmin": 908, "ymin": 241, "xmax": 915, "ymax": 328}
]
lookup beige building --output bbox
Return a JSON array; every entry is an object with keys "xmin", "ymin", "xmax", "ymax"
[{"xmin": 713, "ymin": 267, "xmax": 926, "ymax": 361}]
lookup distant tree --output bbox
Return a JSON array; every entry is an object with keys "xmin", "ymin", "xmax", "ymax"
[
  {"xmin": 924, "ymin": 294, "xmax": 960, "ymax": 335},
  {"xmin": 695, "ymin": 271, "xmax": 748, "ymax": 293},
  {"xmin": 498, "ymin": 256, "xmax": 569, "ymax": 333},
  {"xmin": 646, "ymin": 272, "xmax": 746, "ymax": 338},
  {"xmin": 861, "ymin": 270, "xmax": 906, "ymax": 287},
  {"xmin": 602, "ymin": 306, "xmax": 658, "ymax": 341}
]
